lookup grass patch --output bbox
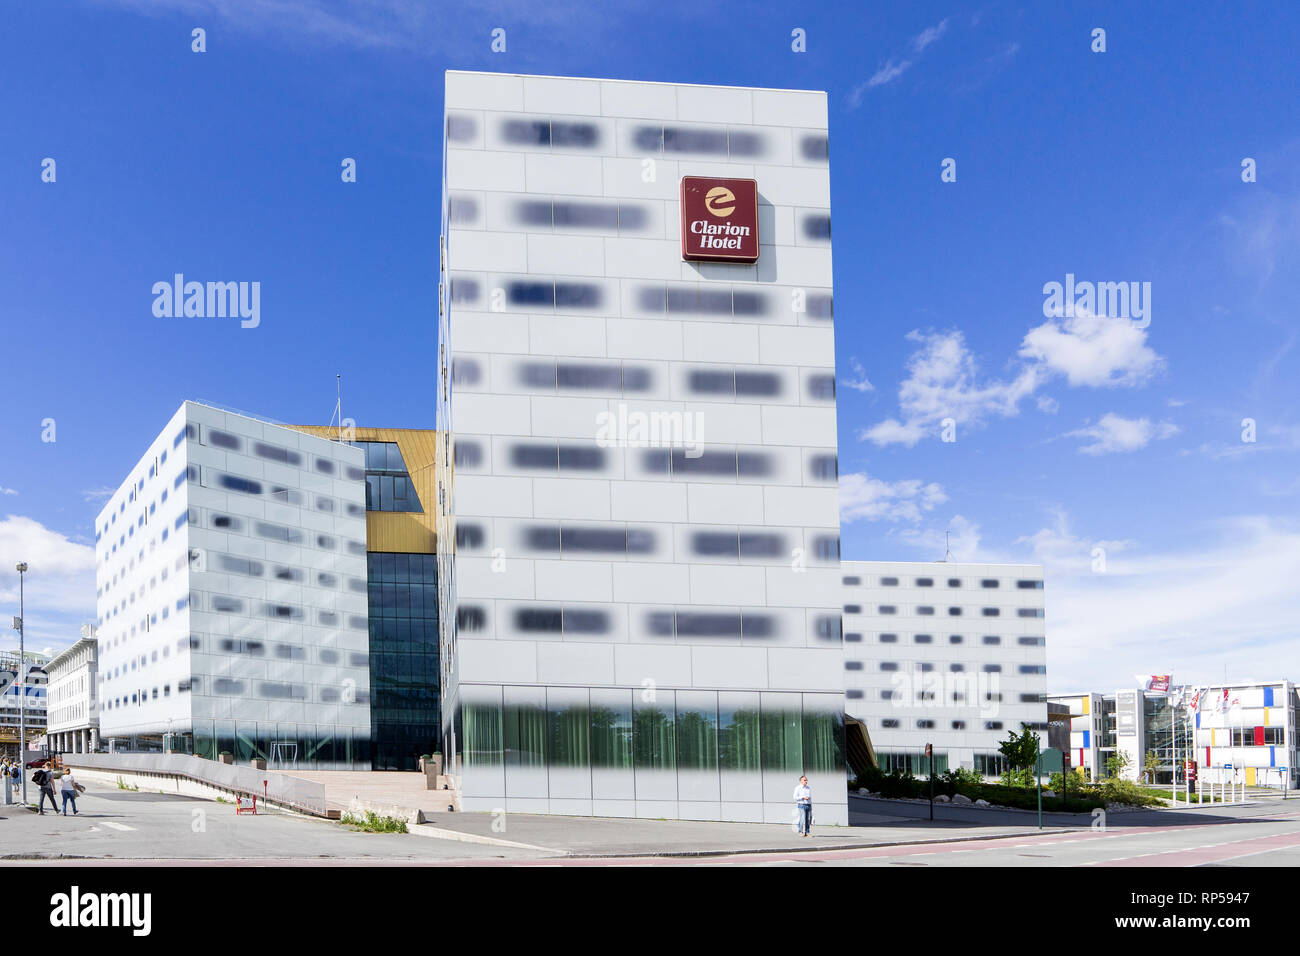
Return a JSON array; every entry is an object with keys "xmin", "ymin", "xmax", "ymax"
[
  {"xmin": 340, "ymin": 810, "xmax": 408, "ymax": 834},
  {"xmin": 116, "ymin": 777, "xmax": 139, "ymax": 792}
]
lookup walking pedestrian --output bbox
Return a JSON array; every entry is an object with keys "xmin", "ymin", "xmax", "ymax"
[
  {"xmin": 60, "ymin": 770, "xmax": 81, "ymax": 815},
  {"xmin": 793, "ymin": 774, "xmax": 813, "ymax": 837},
  {"xmin": 34, "ymin": 761, "xmax": 59, "ymax": 815}
]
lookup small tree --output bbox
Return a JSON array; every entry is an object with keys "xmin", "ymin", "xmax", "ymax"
[
  {"xmin": 1143, "ymin": 751, "xmax": 1160, "ymax": 784},
  {"xmin": 997, "ymin": 724, "xmax": 1041, "ymax": 787},
  {"xmin": 1105, "ymin": 751, "xmax": 1131, "ymax": 781}
]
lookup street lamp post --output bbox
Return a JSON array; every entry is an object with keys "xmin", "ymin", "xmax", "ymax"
[{"xmin": 14, "ymin": 562, "xmax": 28, "ymax": 805}]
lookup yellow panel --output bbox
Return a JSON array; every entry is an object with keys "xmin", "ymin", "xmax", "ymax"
[
  {"xmin": 285, "ymin": 424, "xmax": 440, "ymax": 555},
  {"xmin": 1247, "ymin": 767, "xmax": 1256, "ymax": 786},
  {"xmin": 1082, "ymin": 696, "xmax": 1090, "ymax": 716},
  {"xmin": 1264, "ymin": 707, "xmax": 1270, "ymax": 726}
]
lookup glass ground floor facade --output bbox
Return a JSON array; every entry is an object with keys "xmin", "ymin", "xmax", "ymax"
[
  {"xmin": 454, "ymin": 685, "xmax": 848, "ymax": 824},
  {"xmin": 188, "ymin": 720, "xmax": 371, "ymax": 769},
  {"xmin": 367, "ymin": 552, "xmax": 440, "ymax": 770}
]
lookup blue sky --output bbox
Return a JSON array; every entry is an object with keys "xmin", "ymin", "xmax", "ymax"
[{"xmin": 1, "ymin": 1, "xmax": 1297, "ymax": 691}]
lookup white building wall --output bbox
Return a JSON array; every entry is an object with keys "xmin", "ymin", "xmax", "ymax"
[
  {"xmin": 95, "ymin": 402, "xmax": 373, "ymax": 767},
  {"xmin": 842, "ymin": 560, "xmax": 1048, "ymax": 773},
  {"xmin": 439, "ymin": 72, "xmax": 846, "ymax": 824}
]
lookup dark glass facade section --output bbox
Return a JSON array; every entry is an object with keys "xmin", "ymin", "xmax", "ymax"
[{"xmin": 368, "ymin": 552, "xmax": 440, "ymax": 770}]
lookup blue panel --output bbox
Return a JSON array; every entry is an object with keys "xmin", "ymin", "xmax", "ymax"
[
  {"xmin": 1083, "ymin": 729, "xmax": 1090, "ymax": 748},
  {"xmin": 1195, "ymin": 713, "xmax": 1200, "ymax": 728},
  {"xmin": 1264, "ymin": 686, "xmax": 1275, "ymax": 707},
  {"xmin": 1270, "ymin": 745, "xmax": 1276, "ymax": 768}
]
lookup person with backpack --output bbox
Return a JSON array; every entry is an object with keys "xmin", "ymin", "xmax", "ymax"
[
  {"xmin": 60, "ymin": 770, "xmax": 81, "ymax": 815},
  {"xmin": 33, "ymin": 761, "xmax": 59, "ymax": 815}
]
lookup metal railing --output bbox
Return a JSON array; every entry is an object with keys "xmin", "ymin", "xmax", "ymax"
[{"xmin": 64, "ymin": 752, "xmax": 328, "ymax": 816}]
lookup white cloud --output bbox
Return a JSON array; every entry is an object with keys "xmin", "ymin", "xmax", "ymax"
[
  {"xmin": 1029, "ymin": 515, "xmax": 1300, "ymax": 691},
  {"xmin": 840, "ymin": 357, "xmax": 875, "ymax": 394},
  {"xmin": 0, "ymin": 516, "xmax": 97, "ymax": 656},
  {"xmin": 912, "ymin": 18, "xmax": 950, "ymax": 52},
  {"xmin": 1036, "ymin": 395, "xmax": 1059, "ymax": 414},
  {"xmin": 1067, "ymin": 413, "xmax": 1180, "ymax": 455},
  {"xmin": 81, "ymin": 487, "xmax": 115, "ymax": 504},
  {"xmin": 0, "ymin": 487, "xmax": 16, "ymax": 496},
  {"xmin": 849, "ymin": 18, "xmax": 950, "ymax": 105},
  {"xmin": 860, "ymin": 330, "xmax": 1039, "ymax": 446},
  {"xmin": 863, "ymin": 308, "xmax": 1166, "ymax": 446},
  {"xmin": 1019, "ymin": 308, "xmax": 1163, "ymax": 387},
  {"xmin": 839, "ymin": 472, "xmax": 947, "ymax": 523},
  {"xmin": 858, "ymin": 417, "xmax": 928, "ymax": 446}
]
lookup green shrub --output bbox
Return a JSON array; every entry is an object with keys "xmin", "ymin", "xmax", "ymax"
[
  {"xmin": 1101, "ymin": 778, "xmax": 1165, "ymax": 807},
  {"xmin": 341, "ymin": 810, "xmax": 408, "ymax": 833}
]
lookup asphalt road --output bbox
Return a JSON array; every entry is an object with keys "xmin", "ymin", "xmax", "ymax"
[{"xmin": 2, "ymin": 786, "xmax": 1295, "ymax": 866}]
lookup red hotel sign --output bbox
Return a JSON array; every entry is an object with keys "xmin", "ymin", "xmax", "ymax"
[{"xmin": 680, "ymin": 176, "xmax": 760, "ymax": 263}]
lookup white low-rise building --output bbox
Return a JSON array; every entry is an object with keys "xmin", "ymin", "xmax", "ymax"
[
  {"xmin": 45, "ymin": 633, "xmax": 100, "ymax": 754},
  {"xmin": 842, "ymin": 561, "xmax": 1048, "ymax": 775}
]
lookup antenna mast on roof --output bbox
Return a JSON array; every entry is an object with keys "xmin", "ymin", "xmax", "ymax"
[
  {"xmin": 944, "ymin": 530, "xmax": 953, "ymax": 563},
  {"xmin": 329, "ymin": 374, "xmax": 343, "ymax": 441}
]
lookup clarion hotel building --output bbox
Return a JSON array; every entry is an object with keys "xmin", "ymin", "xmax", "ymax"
[{"xmin": 436, "ymin": 71, "xmax": 847, "ymax": 823}]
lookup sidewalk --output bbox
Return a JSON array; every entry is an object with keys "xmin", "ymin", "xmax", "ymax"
[
  {"xmin": 402, "ymin": 805, "xmax": 1084, "ymax": 858},
  {"xmin": 278, "ymin": 770, "xmax": 457, "ymax": 817}
]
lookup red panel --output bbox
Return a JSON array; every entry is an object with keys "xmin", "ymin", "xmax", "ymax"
[
  {"xmin": 1255, "ymin": 725, "xmax": 1265, "ymax": 746},
  {"xmin": 1078, "ymin": 748, "xmax": 1084, "ymax": 767},
  {"xmin": 1205, "ymin": 747, "xmax": 1211, "ymax": 765}
]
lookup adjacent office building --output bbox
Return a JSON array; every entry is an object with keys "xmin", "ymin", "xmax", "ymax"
[
  {"xmin": 94, "ymin": 401, "xmax": 374, "ymax": 767},
  {"xmin": 436, "ymin": 71, "xmax": 847, "ymax": 823},
  {"xmin": 0, "ymin": 651, "xmax": 48, "ymax": 757},
  {"xmin": 94, "ymin": 402, "xmax": 447, "ymax": 771},
  {"xmin": 1052, "ymin": 681, "xmax": 1298, "ymax": 787},
  {"xmin": 841, "ymin": 561, "xmax": 1048, "ymax": 775},
  {"xmin": 44, "ymin": 631, "xmax": 100, "ymax": 754}
]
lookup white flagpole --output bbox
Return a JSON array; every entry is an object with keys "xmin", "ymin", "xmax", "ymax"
[{"xmin": 1171, "ymin": 691, "xmax": 1177, "ymax": 804}]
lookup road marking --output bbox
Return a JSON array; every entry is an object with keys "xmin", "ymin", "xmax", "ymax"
[{"xmin": 101, "ymin": 821, "xmax": 136, "ymax": 831}]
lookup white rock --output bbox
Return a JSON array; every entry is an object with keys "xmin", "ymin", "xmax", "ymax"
[
  {"xmin": 952, "ymin": 793, "xmax": 973, "ymax": 805},
  {"xmin": 974, "ymin": 798, "xmax": 990, "ymax": 807},
  {"xmin": 1043, "ymin": 790, "xmax": 1057, "ymax": 799},
  {"xmin": 934, "ymin": 794, "xmax": 950, "ymax": 803}
]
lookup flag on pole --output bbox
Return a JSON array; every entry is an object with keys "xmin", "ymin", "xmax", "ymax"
[{"xmin": 1135, "ymin": 674, "xmax": 1172, "ymax": 694}]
